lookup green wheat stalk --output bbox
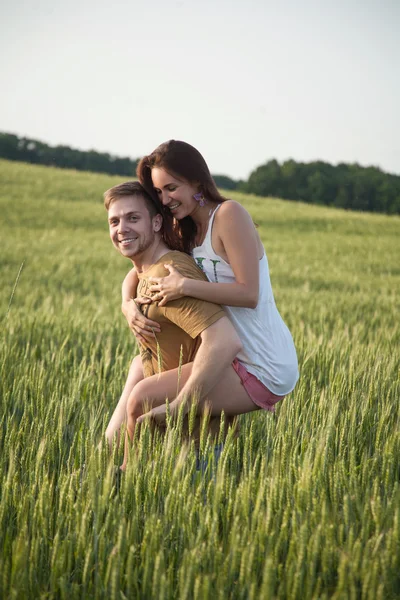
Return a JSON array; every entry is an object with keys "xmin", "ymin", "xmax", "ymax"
[{"xmin": 5, "ymin": 260, "xmax": 25, "ymax": 319}]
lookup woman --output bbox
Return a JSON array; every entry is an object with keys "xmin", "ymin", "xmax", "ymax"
[{"xmin": 106, "ymin": 140, "xmax": 298, "ymax": 445}]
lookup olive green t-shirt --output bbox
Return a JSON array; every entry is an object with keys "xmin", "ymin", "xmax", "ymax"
[{"xmin": 137, "ymin": 251, "xmax": 225, "ymax": 378}]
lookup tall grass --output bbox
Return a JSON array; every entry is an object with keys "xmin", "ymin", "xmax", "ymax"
[{"xmin": 0, "ymin": 159, "xmax": 399, "ymax": 598}]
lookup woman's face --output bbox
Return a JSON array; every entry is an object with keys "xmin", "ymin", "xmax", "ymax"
[{"xmin": 151, "ymin": 167, "xmax": 200, "ymax": 220}]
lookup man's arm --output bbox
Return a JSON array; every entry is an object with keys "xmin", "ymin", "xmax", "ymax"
[
  {"xmin": 121, "ymin": 267, "xmax": 138, "ymax": 310},
  {"xmin": 137, "ymin": 316, "xmax": 242, "ymax": 422},
  {"xmin": 121, "ymin": 267, "xmax": 161, "ymax": 341}
]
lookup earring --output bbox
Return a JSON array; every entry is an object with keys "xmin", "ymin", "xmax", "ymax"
[{"xmin": 193, "ymin": 192, "xmax": 206, "ymax": 207}]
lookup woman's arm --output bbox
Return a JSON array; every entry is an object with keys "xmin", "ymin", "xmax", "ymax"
[{"xmin": 150, "ymin": 202, "xmax": 261, "ymax": 308}]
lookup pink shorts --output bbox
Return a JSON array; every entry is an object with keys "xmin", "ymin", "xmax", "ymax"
[{"xmin": 232, "ymin": 358, "xmax": 285, "ymax": 412}]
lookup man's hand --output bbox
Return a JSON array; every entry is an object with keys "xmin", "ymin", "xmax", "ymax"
[
  {"xmin": 137, "ymin": 403, "xmax": 167, "ymax": 425},
  {"xmin": 136, "ymin": 399, "xmax": 185, "ymax": 425},
  {"xmin": 122, "ymin": 297, "xmax": 161, "ymax": 343}
]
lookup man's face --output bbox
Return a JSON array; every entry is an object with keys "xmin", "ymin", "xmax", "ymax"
[{"xmin": 108, "ymin": 195, "xmax": 160, "ymax": 260}]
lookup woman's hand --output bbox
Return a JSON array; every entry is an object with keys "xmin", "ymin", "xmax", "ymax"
[
  {"xmin": 148, "ymin": 264, "xmax": 186, "ymax": 307},
  {"xmin": 122, "ymin": 297, "xmax": 161, "ymax": 343}
]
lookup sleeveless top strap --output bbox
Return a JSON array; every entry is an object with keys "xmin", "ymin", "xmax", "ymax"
[{"xmin": 202, "ymin": 203, "xmax": 222, "ymax": 255}]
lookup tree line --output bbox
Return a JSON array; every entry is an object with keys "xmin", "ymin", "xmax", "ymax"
[
  {"xmin": 239, "ymin": 159, "xmax": 400, "ymax": 215},
  {"xmin": 1, "ymin": 132, "xmax": 399, "ymax": 214},
  {"xmin": 0, "ymin": 132, "xmax": 138, "ymax": 177}
]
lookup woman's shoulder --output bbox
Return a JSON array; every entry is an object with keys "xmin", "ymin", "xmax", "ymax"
[
  {"xmin": 214, "ymin": 200, "xmax": 255, "ymax": 229},
  {"xmin": 216, "ymin": 199, "xmax": 247, "ymax": 215}
]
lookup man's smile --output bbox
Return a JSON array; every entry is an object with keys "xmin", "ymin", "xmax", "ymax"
[{"xmin": 119, "ymin": 237, "xmax": 138, "ymax": 246}]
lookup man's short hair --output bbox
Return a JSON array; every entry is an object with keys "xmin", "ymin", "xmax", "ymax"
[{"xmin": 104, "ymin": 181, "xmax": 160, "ymax": 218}]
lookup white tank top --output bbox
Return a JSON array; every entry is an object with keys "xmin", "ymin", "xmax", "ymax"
[{"xmin": 192, "ymin": 204, "xmax": 299, "ymax": 395}]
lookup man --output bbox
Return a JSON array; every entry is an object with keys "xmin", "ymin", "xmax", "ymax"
[{"xmin": 105, "ymin": 182, "xmax": 255, "ymax": 470}]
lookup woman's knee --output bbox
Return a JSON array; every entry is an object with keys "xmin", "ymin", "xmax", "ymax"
[
  {"xmin": 126, "ymin": 392, "xmax": 142, "ymax": 421},
  {"xmin": 126, "ymin": 380, "xmax": 152, "ymax": 420},
  {"xmin": 128, "ymin": 354, "xmax": 144, "ymax": 379}
]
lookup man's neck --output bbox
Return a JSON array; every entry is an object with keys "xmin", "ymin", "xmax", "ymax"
[{"xmin": 130, "ymin": 238, "xmax": 171, "ymax": 273}]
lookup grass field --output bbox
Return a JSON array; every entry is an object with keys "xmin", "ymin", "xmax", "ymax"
[{"xmin": 1, "ymin": 158, "xmax": 399, "ymax": 599}]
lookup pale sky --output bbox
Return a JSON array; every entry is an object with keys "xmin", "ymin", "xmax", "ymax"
[{"xmin": 1, "ymin": 0, "xmax": 399, "ymax": 179}]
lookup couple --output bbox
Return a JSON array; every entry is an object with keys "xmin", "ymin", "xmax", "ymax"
[{"xmin": 104, "ymin": 140, "xmax": 299, "ymax": 470}]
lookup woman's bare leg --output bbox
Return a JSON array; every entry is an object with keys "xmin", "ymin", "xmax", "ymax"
[
  {"xmin": 105, "ymin": 354, "xmax": 144, "ymax": 450},
  {"xmin": 120, "ymin": 362, "xmax": 192, "ymax": 470},
  {"xmin": 121, "ymin": 361, "xmax": 258, "ymax": 469}
]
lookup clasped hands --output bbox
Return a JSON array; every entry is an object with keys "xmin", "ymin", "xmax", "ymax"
[
  {"xmin": 122, "ymin": 264, "xmax": 185, "ymax": 343},
  {"xmin": 148, "ymin": 263, "xmax": 185, "ymax": 307}
]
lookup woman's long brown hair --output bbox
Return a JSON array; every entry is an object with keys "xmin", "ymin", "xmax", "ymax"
[{"xmin": 137, "ymin": 140, "xmax": 228, "ymax": 254}]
